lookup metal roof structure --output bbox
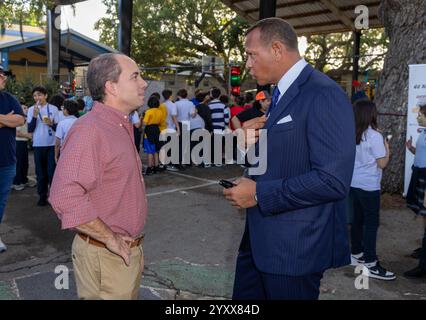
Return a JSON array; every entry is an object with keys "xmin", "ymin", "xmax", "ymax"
[
  {"xmin": 0, "ymin": 28, "xmax": 117, "ymax": 68},
  {"xmin": 221, "ymin": 0, "xmax": 383, "ymax": 35}
]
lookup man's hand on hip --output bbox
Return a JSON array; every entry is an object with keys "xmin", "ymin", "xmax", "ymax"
[
  {"xmin": 105, "ymin": 233, "xmax": 134, "ymax": 266},
  {"xmin": 223, "ymin": 177, "xmax": 257, "ymax": 209}
]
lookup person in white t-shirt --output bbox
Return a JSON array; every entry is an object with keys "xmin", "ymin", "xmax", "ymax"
[
  {"xmin": 55, "ymin": 100, "xmax": 79, "ymax": 163},
  {"xmin": 27, "ymin": 86, "xmax": 60, "ymax": 206},
  {"xmin": 349, "ymin": 99, "xmax": 394, "ymax": 281},
  {"xmin": 175, "ymin": 89, "xmax": 196, "ymax": 168},
  {"xmin": 162, "ymin": 90, "xmax": 180, "ymax": 171}
]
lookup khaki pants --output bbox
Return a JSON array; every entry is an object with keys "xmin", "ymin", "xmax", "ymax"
[{"xmin": 71, "ymin": 234, "xmax": 144, "ymax": 300}]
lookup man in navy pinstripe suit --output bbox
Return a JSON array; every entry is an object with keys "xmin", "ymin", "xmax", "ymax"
[{"xmin": 224, "ymin": 18, "xmax": 355, "ymax": 300}]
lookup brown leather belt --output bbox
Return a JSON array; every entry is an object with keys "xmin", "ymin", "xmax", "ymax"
[{"xmin": 78, "ymin": 233, "xmax": 144, "ymax": 249}]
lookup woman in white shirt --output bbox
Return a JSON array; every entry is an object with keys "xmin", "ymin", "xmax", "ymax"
[
  {"xmin": 404, "ymin": 103, "xmax": 426, "ymax": 278},
  {"xmin": 349, "ymin": 99, "xmax": 395, "ymax": 280}
]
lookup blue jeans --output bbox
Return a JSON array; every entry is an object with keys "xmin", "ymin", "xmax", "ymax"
[
  {"xmin": 350, "ymin": 187, "xmax": 381, "ymax": 263},
  {"xmin": 0, "ymin": 165, "xmax": 16, "ymax": 223}
]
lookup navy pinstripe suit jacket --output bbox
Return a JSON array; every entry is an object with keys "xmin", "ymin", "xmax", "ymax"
[{"xmin": 249, "ymin": 64, "xmax": 355, "ymax": 276}]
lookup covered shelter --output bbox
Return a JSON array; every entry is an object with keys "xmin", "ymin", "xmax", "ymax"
[{"xmin": 0, "ymin": 26, "xmax": 116, "ymax": 82}]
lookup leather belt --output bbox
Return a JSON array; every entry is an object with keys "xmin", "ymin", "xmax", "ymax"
[{"xmin": 78, "ymin": 233, "xmax": 144, "ymax": 249}]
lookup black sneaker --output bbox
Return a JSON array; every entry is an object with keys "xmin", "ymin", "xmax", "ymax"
[
  {"xmin": 145, "ymin": 167, "xmax": 154, "ymax": 176},
  {"xmin": 37, "ymin": 198, "xmax": 48, "ymax": 206},
  {"xmin": 404, "ymin": 266, "xmax": 426, "ymax": 278},
  {"xmin": 365, "ymin": 261, "xmax": 396, "ymax": 281},
  {"xmin": 411, "ymin": 247, "xmax": 422, "ymax": 259},
  {"xmin": 166, "ymin": 165, "xmax": 180, "ymax": 172},
  {"xmin": 350, "ymin": 253, "xmax": 365, "ymax": 266}
]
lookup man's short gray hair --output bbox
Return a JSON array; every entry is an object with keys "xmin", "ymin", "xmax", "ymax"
[
  {"xmin": 87, "ymin": 53, "xmax": 123, "ymax": 102},
  {"xmin": 246, "ymin": 17, "xmax": 299, "ymax": 51}
]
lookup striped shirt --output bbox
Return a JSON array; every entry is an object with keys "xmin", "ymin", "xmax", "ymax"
[
  {"xmin": 49, "ymin": 102, "xmax": 148, "ymax": 238},
  {"xmin": 208, "ymin": 99, "xmax": 229, "ymax": 131}
]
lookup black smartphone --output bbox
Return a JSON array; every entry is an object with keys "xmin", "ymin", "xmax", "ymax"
[{"xmin": 219, "ymin": 179, "xmax": 236, "ymax": 189}]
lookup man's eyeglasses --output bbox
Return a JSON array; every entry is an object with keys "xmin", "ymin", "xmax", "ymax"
[{"xmin": 0, "ymin": 73, "xmax": 7, "ymax": 79}]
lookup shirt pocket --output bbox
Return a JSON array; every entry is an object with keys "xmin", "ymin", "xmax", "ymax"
[{"xmin": 272, "ymin": 122, "xmax": 295, "ymax": 133}]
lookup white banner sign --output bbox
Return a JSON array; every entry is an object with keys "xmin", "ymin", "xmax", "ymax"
[{"xmin": 404, "ymin": 64, "xmax": 426, "ymax": 195}]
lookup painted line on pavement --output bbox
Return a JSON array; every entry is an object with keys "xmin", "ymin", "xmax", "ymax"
[{"xmin": 146, "ymin": 176, "xmax": 240, "ymax": 197}]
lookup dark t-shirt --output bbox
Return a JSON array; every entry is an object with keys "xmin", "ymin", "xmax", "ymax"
[
  {"xmin": 236, "ymin": 107, "xmax": 264, "ymax": 123},
  {"xmin": 0, "ymin": 91, "xmax": 24, "ymax": 167},
  {"xmin": 196, "ymin": 103, "xmax": 213, "ymax": 132}
]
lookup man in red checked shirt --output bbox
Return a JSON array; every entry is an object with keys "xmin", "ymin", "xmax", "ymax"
[{"xmin": 49, "ymin": 53, "xmax": 148, "ymax": 300}]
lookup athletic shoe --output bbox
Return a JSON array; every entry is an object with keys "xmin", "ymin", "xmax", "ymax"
[
  {"xmin": 364, "ymin": 261, "xmax": 396, "ymax": 281},
  {"xmin": 25, "ymin": 178, "xmax": 37, "ymax": 188},
  {"xmin": 12, "ymin": 184, "xmax": 25, "ymax": 191},
  {"xmin": 166, "ymin": 165, "xmax": 179, "ymax": 172},
  {"xmin": 404, "ymin": 266, "xmax": 426, "ymax": 278},
  {"xmin": 350, "ymin": 253, "xmax": 365, "ymax": 266},
  {"xmin": 37, "ymin": 198, "xmax": 48, "ymax": 206},
  {"xmin": 0, "ymin": 238, "xmax": 7, "ymax": 253},
  {"xmin": 411, "ymin": 247, "xmax": 422, "ymax": 259}
]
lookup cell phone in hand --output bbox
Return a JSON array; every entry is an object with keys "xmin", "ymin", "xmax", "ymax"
[{"xmin": 219, "ymin": 179, "xmax": 236, "ymax": 189}]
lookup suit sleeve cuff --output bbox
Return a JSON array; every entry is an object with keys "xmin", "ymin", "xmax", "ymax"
[{"xmin": 256, "ymin": 179, "xmax": 283, "ymax": 216}]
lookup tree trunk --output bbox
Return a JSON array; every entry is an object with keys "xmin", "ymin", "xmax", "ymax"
[{"xmin": 376, "ymin": 0, "xmax": 426, "ymax": 193}]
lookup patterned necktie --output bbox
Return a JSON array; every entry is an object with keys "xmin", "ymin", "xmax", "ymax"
[{"xmin": 267, "ymin": 86, "xmax": 281, "ymax": 116}]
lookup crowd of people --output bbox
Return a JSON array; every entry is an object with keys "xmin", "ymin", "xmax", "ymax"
[{"xmin": 0, "ymin": 17, "xmax": 425, "ymax": 301}]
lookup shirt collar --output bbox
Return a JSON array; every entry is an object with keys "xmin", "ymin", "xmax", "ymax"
[
  {"xmin": 276, "ymin": 58, "xmax": 308, "ymax": 101},
  {"xmin": 92, "ymin": 101, "xmax": 132, "ymax": 125}
]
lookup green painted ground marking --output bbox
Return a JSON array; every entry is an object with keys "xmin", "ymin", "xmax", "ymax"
[
  {"xmin": 0, "ymin": 281, "xmax": 18, "ymax": 300},
  {"xmin": 143, "ymin": 259, "xmax": 234, "ymax": 298}
]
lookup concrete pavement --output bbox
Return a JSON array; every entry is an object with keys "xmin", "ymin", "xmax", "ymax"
[{"xmin": 0, "ymin": 153, "xmax": 425, "ymax": 300}]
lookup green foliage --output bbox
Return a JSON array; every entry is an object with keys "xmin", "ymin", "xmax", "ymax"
[
  {"xmin": 0, "ymin": 0, "xmax": 53, "ymax": 31},
  {"xmin": 5, "ymin": 76, "xmax": 60, "ymax": 106},
  {"xmin": 304, "ymin": 28, "xmax": 389, "ymax": 73},
  {"xmin": 95, "ymin": 0, "xmax": 249, "ymax": 73}
]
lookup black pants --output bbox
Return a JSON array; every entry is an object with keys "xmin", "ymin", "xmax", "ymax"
[
  {"xmin": 178, "ymin": 122, "xmax": 190, "ymax": 165},
  {"xmin": 134, "ymin": 127, "xmax": 141, "ymax": 153},
  {"xmin": 13, "ymin": 141, "xmax": 29, "ymax": 185},
  {"xmin": 233, "ymin": 227, "xmax": 323, "ymax": 300},
  {"xmin": 350, "ymin": 187, "xmax": 381, "ymax": 263},
  {"xmin": 34, "ymin": 146, "xmax": 56, "ymax": 200}
]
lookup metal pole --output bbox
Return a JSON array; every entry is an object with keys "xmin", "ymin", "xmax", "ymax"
[
  {"xmin": 351, "ymin": 31, "xmax": 361, "ymax": 98},
  {"xmin": 257, "ymin": 0, "xmax": 277, "ymax": 94},
  {"xmin": 47, "ymin": 9, "xmax": 53, "ymax": 77},
  {"xmin": 259, "ymin": 0, "xmax": 276, "ymax": 19},
  {"xmin": 46, "ymin": 6, "xmax": 61, "ymax": 80},
  {"xmin": 118, "ymin": 0, "xmax": 133, "ymax": 56}
]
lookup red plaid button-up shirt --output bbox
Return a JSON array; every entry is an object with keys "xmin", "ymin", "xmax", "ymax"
[{"xmin": 49, "ymin": 102, "xmax": 147, "ymax": 238}]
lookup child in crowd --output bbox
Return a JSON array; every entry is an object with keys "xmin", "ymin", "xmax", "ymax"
[
  {"xmin": 404, "ymin": 102, "xmax": 426, "ymax": 278},
  {"xmin": 349, "ymin": 99, "xmax": 394, "ymax": 280},
  {"xmin": 54, "ymin": 100, "xmax": 79, "ymax": 163},
  {"xmin": 142, "ymin": 96, "xmax": 163, "ymax": 175}
]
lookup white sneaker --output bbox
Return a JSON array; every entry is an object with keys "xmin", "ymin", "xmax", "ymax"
[
  {"xmin": 351, "ymin": 253, "xmax": 365, "ymax": 266},
  {"xmin": 0, "ymin": 238, "xmax": 7, "ymax": 253},
  {"xmin": 12, "ymin": 184, "xmax": 25, "ymax": 191},
  {"xmin": 25, "ymin": 178, "xmax": 37, "ymax": 188},
  {"xmin": 364, "ymin": 261, "xmax": 396, "ymax": 281}
]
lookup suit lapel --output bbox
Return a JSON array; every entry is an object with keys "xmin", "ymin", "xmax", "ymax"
[{"xmin": 265, "ymin": 64, "xmax": 314, "ymax": 130}]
